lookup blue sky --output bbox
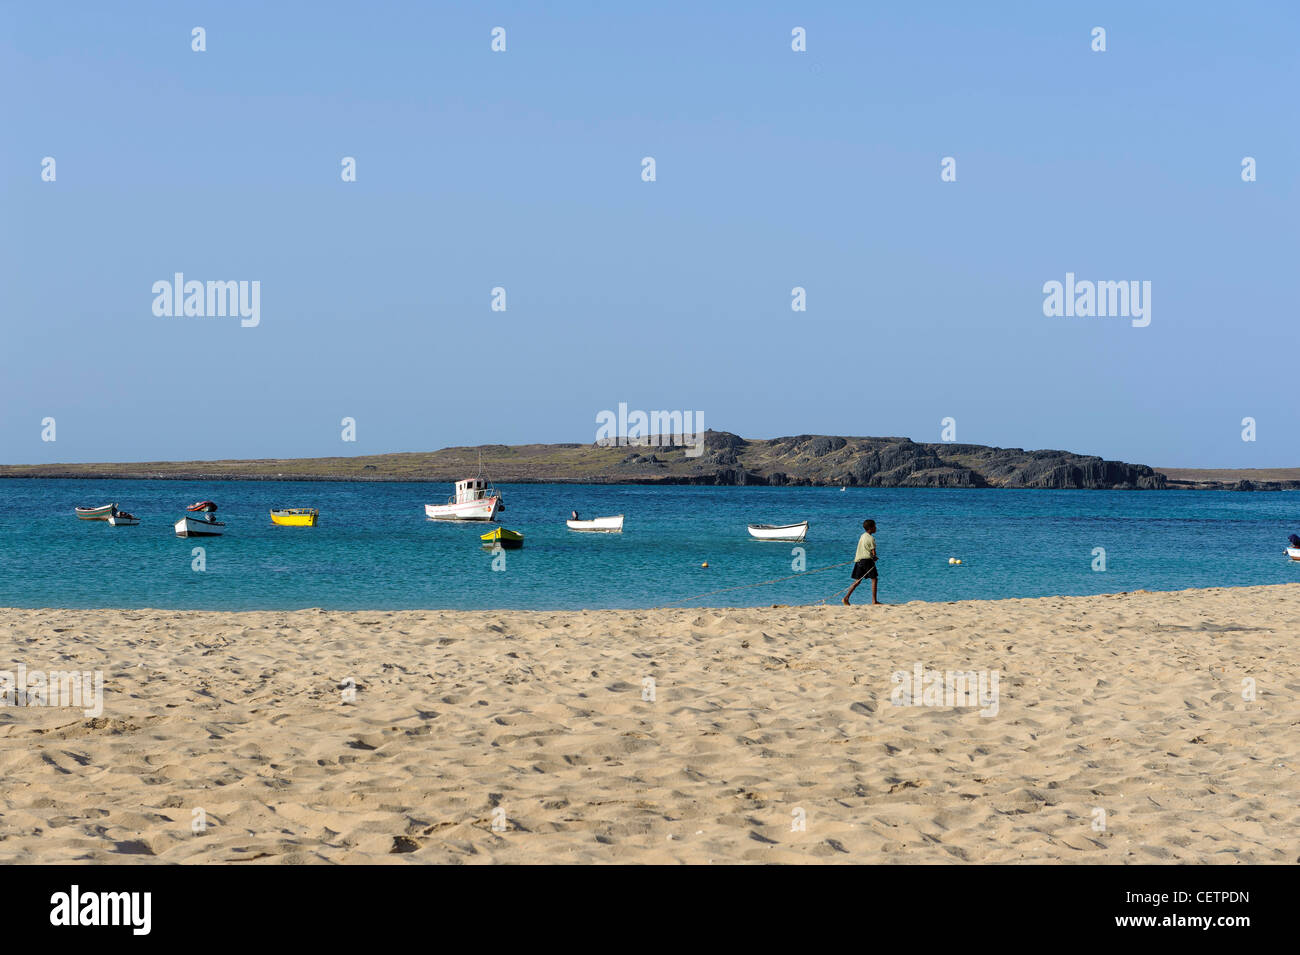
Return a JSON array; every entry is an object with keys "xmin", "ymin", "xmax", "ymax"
[{"xmin": 3, "ymin": 1, "xmax": 1296, "ymax": 467}]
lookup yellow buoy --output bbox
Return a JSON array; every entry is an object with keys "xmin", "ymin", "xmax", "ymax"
[
  {"xmin": 955, "ymin": 559, "xmax": 962, "ymax": 565},
  {"xmin": 948, "ymin": 557, "xmax": 956, "ymax": 565},
  {"xmin": 701, "ymin": 561, "xmax": 709, "ymax": 568}
]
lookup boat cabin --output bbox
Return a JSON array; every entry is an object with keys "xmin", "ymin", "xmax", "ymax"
[{"xmin": 455, "ymin": 478, "xmax": 493, "ymax": 503}]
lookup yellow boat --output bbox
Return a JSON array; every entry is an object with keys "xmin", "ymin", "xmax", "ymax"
[
  {"xmin": 270, "ymin": 508, "xmax": 319, "ymax": 527},
  {"xmin": 480, "ymin": 527, "xmax": 523, "ymax": 549}
]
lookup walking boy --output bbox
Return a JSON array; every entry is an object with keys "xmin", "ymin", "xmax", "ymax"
[{"xmin": 843, "ymin": 519, "xmax": 879, "ymax": 605}]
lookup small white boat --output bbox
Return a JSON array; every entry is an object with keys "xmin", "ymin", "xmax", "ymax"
[
  {"xmin": 1287, "ymin": 547, "xmax": 1300, "ymax": 561},
  {"xmin": 424, "ymin": 476, "xmax": 502, "ymax": 522},
  {"xmin": 175, "ymin": 516, "xmax": 225, "ymax": 537},
  {"xmin": 747, "ymin": 521, "xmax": 808, "ymax": 542},
  {"xmin": 75, "ymin": 503, "xmax": 116, "ymax": 521},
  {"xmin": 566, "ymin": 514, "xmax": 624, "ymax": 533},
  {"xmin": 107, "ymin": 512, "xmax": 139, "ymax": 526}
]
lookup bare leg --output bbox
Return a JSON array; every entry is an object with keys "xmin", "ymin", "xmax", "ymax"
[
  {"xmin": 842, "ymin": 577, "xmax": 862, "ymax": 605},
  {"xmin": 871, "ymin": 575, "xmax": 880, "ymax": 605}
]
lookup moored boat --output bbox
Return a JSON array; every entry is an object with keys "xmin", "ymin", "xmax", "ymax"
[
  {"xmin": 481, "ymin": 527, "xmax": 524, "ymax": 549},
  {"xmin": 747, "ymin": 521, "xmax": 809, "ymax": 542},
  {"xmin": 271, "ymin": 508, "xmax": 319, "ymax": 527},
  {"xmin": 1287, "ymin": 547, "xmax": 1300, "ymax": 561},
  {"xmin": 187, "ymin": 501, "xmax": 218, "ymax": 513},
  {"xmin": 107, "ymin": 511, "xmax": 140, "ymax": 526},
  {"xmin": 566, "ymin": 514, "xmax": 624, "ymax": 533},
  {"xmin": 425, "ymin": 476, "xmax": 502, "ymax": 521},
  {"xmin": 75, "ymin": 503, "xmax": 116, "ymax": 521},
  {"xmin": 175, "ymin": 516, "xmax": 225, "ymax": 537}
]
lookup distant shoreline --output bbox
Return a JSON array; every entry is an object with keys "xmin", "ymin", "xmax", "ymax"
[
  {"xmin": 2, "ymin": 469, "xmax": 1298, "ymax": 491},
  {"xmin": 1, "ymin": 432, "xmax": 1297, "ymax": 490}
]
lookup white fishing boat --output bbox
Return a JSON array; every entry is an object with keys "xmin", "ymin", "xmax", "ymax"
[
  {"xmin": 747, "ymin": 521, "xmax": 808, "ymax": 542},
  {"xmin": 1287, "ymin": 547, "xmax": 1300, "ymax": 561},
  {"xmin": 424, "ymin": 476, "xmax": 502, "ymax": 521},
  {"xmin": 75, "ymin": 503, "xmax": 116, "ymax": 521},
  {"xmin": 175, "ymin": 515, "xmax": 225, "ymax": 537},
  {"xmin": 566, "ymin": 514, "xmax": 624, "ymax": 533},
  {"xmin": 107, "ymin": 511, "xmax": 140, "ymax": 526}
]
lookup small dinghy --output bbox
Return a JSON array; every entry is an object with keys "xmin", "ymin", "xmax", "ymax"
[
  {"xmin": 566, "ymin": 514, "xmax": 624, "ymax": 533},
  {"xmin": 1287, "ymin": 548, "xmax": 1300, "ymax": 561},
  {"xmin": 175, "ymin": 515, "xmax": 225, "ymax": 537},
  {"xmin": 271, "ymin": 508, "xmax": 318, "ymax": 527},
  {"xmin": 107, "ymin": 510, "xmax": 140, "ymax": 526},
  {"xmin": 747, "ymin": 521, "xmax": 808, "ymax": 542},
  {"xmin": 187, "ymin": 501, "xmax": 218, "ymax": 513},
  {"xmin": 481, "ymin": 527, "xmax": 524, "ymax": 549},
  {"xmin": 75, "ymin": 503, "xmax": 116, "ymax": 521}
]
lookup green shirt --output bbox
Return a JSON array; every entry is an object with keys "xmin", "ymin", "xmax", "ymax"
[{"xmin": 855, "ymin": 532, "xmax": 876, "ymax": 562}]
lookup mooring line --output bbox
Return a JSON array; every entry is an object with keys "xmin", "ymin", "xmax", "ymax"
[
  {"xmin": 820, "ymin": 580, "xmax": 857, "ymax": 605},
  {"xmin": 659, "ymin": 560, "xmax": 854, "ymax": 607}
]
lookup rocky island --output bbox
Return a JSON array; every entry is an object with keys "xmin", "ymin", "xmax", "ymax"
[{"xmin": 1, "ymin": 430, "xmax": 1180, "ymax": 489}]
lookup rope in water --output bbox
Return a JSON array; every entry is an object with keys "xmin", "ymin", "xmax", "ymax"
[{"xmin": 660, "ymin": 560, "xmax": 855, "ymax": 607}]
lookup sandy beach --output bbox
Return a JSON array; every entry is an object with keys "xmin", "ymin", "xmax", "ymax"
[{"xmin": 1, "ymin": 585, "xmax": 1297, "ymax": 864}]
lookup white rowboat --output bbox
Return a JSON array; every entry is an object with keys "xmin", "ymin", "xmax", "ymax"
[
  {"xmin": 1287, "ymin": 547, "xmax": 1300, "ymax": 561},
  {"xmin": 566, "ymin": 514, "xmax": 624, "ymax": 533},
  {"xmin": 107, "ymin": 514, "xmax": 140, "ymax": 526},
  {"xmin": 747, "ymin": 521, "xmax": 808, "ymax": 542},
  {"xmin": 175, "ymin": 516, "xmax": 225, "ymax": 537}
]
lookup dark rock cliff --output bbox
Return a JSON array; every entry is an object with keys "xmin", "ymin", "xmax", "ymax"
[{"xmin": 596, "ymin": 431, "xmax": 1166, "ymax": 489}]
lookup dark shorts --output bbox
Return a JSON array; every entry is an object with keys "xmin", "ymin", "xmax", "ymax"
[{"xmin": 851, "ymin": 558, "xmax": 877, "ymax": 580}]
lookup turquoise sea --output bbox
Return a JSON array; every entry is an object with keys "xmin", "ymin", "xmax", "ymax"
[{"xmin": 1, "ymin": 480, "xmax": 1298, "ymax": 610}]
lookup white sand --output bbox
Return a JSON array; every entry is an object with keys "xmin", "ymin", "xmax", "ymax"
[{"xmin": 2, "ymin": 585, "xmax": 1297, "ymax": 863}]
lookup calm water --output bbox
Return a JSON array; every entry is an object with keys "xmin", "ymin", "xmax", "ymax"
[{"xmin": 1, "ymin": 480, "xmax": 1297, "ymax": 610}]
